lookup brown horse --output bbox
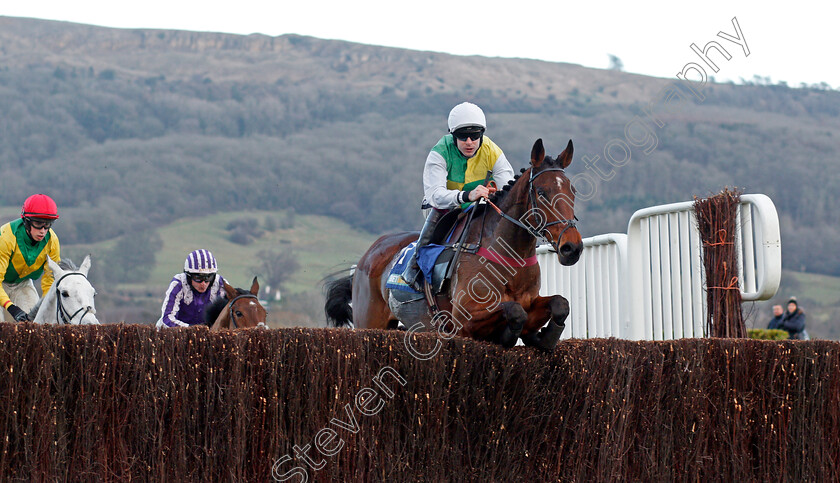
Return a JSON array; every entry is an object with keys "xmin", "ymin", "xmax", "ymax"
[
  {"xmin": 204, "ymin": 278, "xmax": 267, "ymax": 330},
  {"xmin": 325, "ymin": 139, "xmax": 583, "ymax": 351}
]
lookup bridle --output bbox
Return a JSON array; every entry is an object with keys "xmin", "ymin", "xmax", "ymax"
[
  {"xmin": 227, "ymin": 293, "xmax": 266, "ymax": 329},
  {"xmin": 54, "ymin": 272, "xmax": 93, "ymax": 325},
  {"xmin": 487, "ymin": 167, "xmax": 578, "ymax": 253}
]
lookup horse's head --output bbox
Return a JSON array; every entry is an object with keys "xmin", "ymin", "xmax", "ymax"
[
  {"xmin": 219, "ymin": 277, "xmax": 267, "ymax": 329},
  {"xmin": 526, "ymin": 139, "xmax": 583, "ymax": 266},
  {"xmin": 44, "ymin": 255, "xmax": 99, "ymax": 325}
]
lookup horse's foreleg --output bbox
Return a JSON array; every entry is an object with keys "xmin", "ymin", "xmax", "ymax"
[
  {"xmin": 521, "ymin": 295, "xmax": 569, "ymax": 352},
  {"xmin": 496, "ymin": 301, "xmax": 527, "ymax": 348}
]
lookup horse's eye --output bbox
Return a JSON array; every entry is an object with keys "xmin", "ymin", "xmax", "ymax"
[
  {"xmin": 537, "ymin": 188, "xmax": 547, "ymax": 198},
  {"xmin": 235, "ymin": 311, "xmax": 243, "ymax": 317},
  {"xmin": 61, "ymin": 291, "xmax": 69, "ymax": 298}
]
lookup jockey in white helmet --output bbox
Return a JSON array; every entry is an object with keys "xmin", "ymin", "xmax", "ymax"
[{"xmin": 401, "ymin": 102, "xmax": 514, "ymax": 291}]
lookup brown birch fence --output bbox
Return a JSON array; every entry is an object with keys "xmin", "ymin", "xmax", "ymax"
[{"xmin": 0, "ymin": 323, "xmax": 837, "ymax": 481}]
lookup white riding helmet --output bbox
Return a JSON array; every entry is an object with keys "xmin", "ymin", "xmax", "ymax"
[{"xmin": 447, "ymin": 102, "xmax": 487, "ymax": 133}]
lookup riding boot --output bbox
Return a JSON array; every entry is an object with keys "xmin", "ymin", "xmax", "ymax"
[{"xmin": 402, "ymin": 209, "xmax": 444, "ymax": 291}]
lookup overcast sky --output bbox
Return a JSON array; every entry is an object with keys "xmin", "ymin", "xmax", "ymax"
[{"xmin": 2, "ymin": 1, "xmax": 835, "ymax": 88}]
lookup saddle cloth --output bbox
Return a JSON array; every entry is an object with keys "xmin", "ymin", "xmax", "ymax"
[{"xmin": 385, "ymin": 241, "xmax": 451, "ymax": 297}]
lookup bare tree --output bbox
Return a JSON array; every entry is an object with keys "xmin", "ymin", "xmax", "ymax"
[
  {"xmin": 608, "ymin": 54, "xmax": 624, "ymax": 72},
  {"xmin": 251, "ymin": 249, "xmax": 301, "ymax": 297}
]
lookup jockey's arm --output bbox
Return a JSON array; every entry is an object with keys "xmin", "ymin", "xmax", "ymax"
[
  {"xmin": 492, "ymin": 152, "xmax": 515, "ymax": 188},
  {"xmin": 422, "ymin": 151, "xmax": 462, "ymax": 210},
  {"xmin": 159, "ymin": 279, "xmax": 190, "ymax": 327},
  {"xmin": 0, "ymin": 227, "xmax": 16, "ymax": 310}
]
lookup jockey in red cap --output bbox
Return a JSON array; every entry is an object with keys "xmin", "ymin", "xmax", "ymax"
[{"xmin": 0, "ymin": 194, "xmax": 61, "ymax": 322}]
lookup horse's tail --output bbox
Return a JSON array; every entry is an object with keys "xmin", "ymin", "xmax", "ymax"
[{"xmin": 324, "ymin": 271, "xmax": 354, "ymax": 328}]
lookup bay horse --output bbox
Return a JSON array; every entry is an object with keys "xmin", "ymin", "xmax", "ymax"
[
  {"xmin": 31, "ymin": 256, "xmax": 99, "ymax": 325},
  {"xmin": 325, "ymin": 139, "xmax": 583, "ymax": 351},
  {"xmin": 204, "ymin": 277, "xmax": 267, "ymax": 330}
]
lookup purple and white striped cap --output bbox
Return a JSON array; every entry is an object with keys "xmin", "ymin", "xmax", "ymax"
[{"xmin": 184, "ymin": 249, "xmax": 218, "ymax": 274}]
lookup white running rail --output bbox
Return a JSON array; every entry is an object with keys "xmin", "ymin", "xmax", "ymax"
[{"xmin": 537, "ymin": 194, "xmax": 781, "ymax": 340}]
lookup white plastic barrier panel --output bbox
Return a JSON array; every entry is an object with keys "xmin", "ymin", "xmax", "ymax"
[
  {"xmin": 537, "ymin": 194, "xmax": 781, "ymax": 340},
  {"xmin": 537, "ymin": 234, "xmax": 627, "ymax": 339}
]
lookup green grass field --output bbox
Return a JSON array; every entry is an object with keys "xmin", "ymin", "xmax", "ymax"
[
  {"xmin": 144, "ymin": 210, "xmax": 377, "ymax": 294},
  {"xmin": 786, "ymin": 271, "xmax": 840, "ymax": 306}
]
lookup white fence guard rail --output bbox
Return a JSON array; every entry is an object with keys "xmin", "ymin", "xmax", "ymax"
[{"xmin": 536, "ymin": 194, "xmax": 781, "ymax": 340}]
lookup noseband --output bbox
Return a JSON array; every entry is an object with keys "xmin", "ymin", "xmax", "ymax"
[
  {"xmin": 489, "ymin": 167, "xmax": 578, "ymax": 253},
  {"xmin": 54, "ymin": 272, "xmax": 93, "ymax": 325},
  {"xmin": 227, "ymin": 294, "xmax": 266, "ymax": 329}
]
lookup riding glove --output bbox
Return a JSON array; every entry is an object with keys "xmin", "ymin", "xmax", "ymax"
[{"xmin": 7, "ymin": 304, "xmax": 31, "ymax": 322}]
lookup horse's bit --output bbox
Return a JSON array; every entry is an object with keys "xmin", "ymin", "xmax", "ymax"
[
  {"xmin": 488, "ymin": 167, "xmax": 578, "ymax": 253},
  {"xmin": 54, "ymin": 272, "xmax": 93, "ymax": 325},
  {"xmin": 227, "ymin": 294, "xmax": 266, "ymax": 329}
]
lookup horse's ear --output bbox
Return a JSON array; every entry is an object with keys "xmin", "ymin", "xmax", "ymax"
[
  {"xmin": 530, "ymin": 139, "xmax": 546, "ymax": 168},
  {"xmin": 79, "ymin": 254, "xmax": 92, "ymax": 277},
  {"xmin": 250, "ymin": 277, "xmax": 259, "ymax": 296},
  {"xmin": 223, "ymin": 281, "xmax": 237, "ymax": 300},
  {"xmin": 47, "ymin": 256, "xmax": 63, "ymax": 278},
  {"xmin": 556, "ymin": 139, "xmax": 574, "ymax": 169}
]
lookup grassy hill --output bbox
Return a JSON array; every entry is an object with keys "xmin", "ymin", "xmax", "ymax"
[
  {"xmin": 146, "ymin": 210, "xmax": 376, "ymax": 293},
  {"xmin": 2, "ymin": 16, "xmax": 840, "ymax": 278}
]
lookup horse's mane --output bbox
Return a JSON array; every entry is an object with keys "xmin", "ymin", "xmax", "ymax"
[
  {"xmin": 59, "ymin": 258, "xmax": 79, "ymax": 271},
  {"xmin": 203, "ymin": 287, "xmax": 249, "ymax": 326},
  {"xmin": 29, "ymin": 258, "xmax": 80, "ymax": 318},
  {"xmin": 488, "ymin": 168, "xmax": 527, "ymax": 207},
  {"xmin": 489, "ymin": 154, "xmax": 569, "ymax": 208}
]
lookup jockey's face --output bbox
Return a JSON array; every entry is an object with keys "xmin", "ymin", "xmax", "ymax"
[
  {"xmin": 455, "ymin": 136, "xmax": 480, "ymax": 158},
  {"xmin": 26, "ymin": 218, "xmax": 52, "ymax": 242},
  {"xmin": 191, "ymin": 278, "xmax": 211, "ymax": 293}
]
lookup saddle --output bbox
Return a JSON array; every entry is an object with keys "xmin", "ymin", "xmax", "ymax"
[{"xmin": 385, "ymin": 204, "xmax": 485, "ymax": 302}]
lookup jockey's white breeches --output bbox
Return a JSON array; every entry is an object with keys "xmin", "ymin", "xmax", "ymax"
[{"xmin": 1, "ymin": 280, "xmax": 39, "ymax": 321}]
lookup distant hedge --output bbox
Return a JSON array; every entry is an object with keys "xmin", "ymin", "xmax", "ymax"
[
  {"xmin": 748, "ymin": 328, "xmax": 790, "ymax": 340},
  {"xmin": 1, "ymin": 323, "xmax": 838, "ymax": 481}
]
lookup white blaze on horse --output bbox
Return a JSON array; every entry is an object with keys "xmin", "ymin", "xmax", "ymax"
[{"xmin": 30, "ymin": 256, "xmax": 99, "ymax": 325}]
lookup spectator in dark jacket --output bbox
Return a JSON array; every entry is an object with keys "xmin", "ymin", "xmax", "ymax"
[
  {"xmin": 767, "ymin": 304, "xmax": 784, "ymax": 330},
  {"xmin": 771, "ymin": 297, "xmax": 808, "ymax": 340}
]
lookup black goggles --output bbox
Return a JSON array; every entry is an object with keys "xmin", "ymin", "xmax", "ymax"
[
  {"xmin": 187, "ymin": 273, "xmax": 215, "ymax": 283},
  {"xmin": 453, "ymin": 130, "xmax": 484, "ymax": 141},
  {"xmin": 28, "ymin": 219, "xmax": 54, "ymax": 230}
]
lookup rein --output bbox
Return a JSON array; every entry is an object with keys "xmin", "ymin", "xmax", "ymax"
[
  {"xmin": 486, "ymin": 167, "xmax": 578, "ymax": 253},
  {"xmin": 54, "ymin": 272, "xmax": 92, "ymax": 325},
  {"xmin": 226, "ymin": 294, "xmax": 265, "ymax": 329}
]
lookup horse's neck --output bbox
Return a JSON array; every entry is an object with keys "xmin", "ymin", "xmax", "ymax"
[
  {"xmin": 210, "ymin": 305, "xmax": 231, "ymax": 330},
  {"xmin": 480, "ymin": 190, "xmax": 536, "ymax": 259},
  {"xmin": 33, "ymin": 289, "xmax": 58, "ymax": 324}
]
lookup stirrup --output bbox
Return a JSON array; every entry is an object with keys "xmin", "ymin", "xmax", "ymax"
[{"xmin": 404, "ymin": 268, "xmax": 423, "ymax": 291}]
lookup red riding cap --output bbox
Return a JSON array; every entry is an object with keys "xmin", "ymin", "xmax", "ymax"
[{"xmin": 21, "ymin": 194, "xmax": 59, "ymax": 220}]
